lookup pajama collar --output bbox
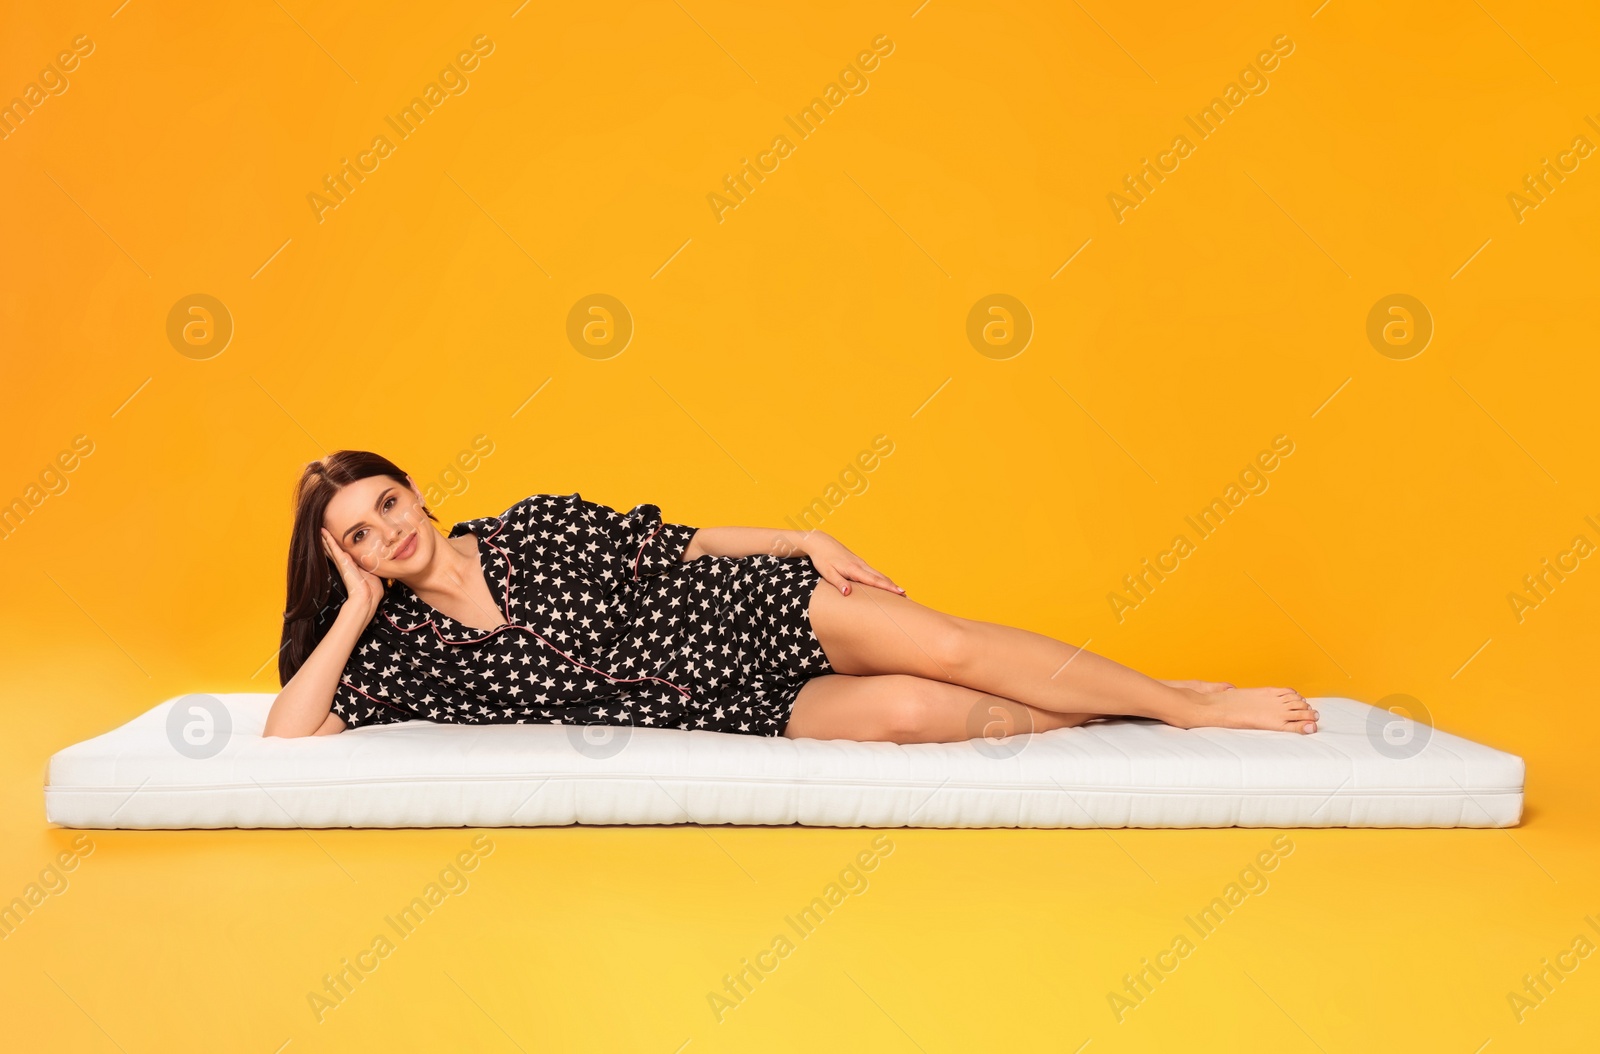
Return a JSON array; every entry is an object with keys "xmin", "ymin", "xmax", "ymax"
[{"xmin": 378, "ymin": 509, "xmax": 518, "ymax": 643}]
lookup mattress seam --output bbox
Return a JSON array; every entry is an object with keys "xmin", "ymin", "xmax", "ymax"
[{"xmin": 43, "ymin": 779, "xmax": 1525, "ymax": 796}]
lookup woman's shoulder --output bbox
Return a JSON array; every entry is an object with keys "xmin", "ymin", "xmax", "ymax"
[
  {"xmin": 437, "ymin": 494, "xmax": 576, "ymax": 560},
  {"xmin": 490, "ymin": 492, "xmax": 588, "ymax": 533},
  {"xmin": 464, "ymin": 492, "xmax": 573, "ymax": 524}
]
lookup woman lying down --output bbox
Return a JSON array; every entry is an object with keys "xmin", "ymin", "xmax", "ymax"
[{"xmin": 268, "ymin": 450, "xmax": 1318, "ymax": 742}]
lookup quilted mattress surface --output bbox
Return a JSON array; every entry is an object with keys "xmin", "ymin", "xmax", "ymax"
[{"xmin": 42, "ymin": 693, "xmax": 1525, "ymax": 830}]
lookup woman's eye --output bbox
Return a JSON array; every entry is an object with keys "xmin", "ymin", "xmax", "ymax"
[{"xmin": 348, "ymin": 498, "xmax": 396, "ymax": 546}]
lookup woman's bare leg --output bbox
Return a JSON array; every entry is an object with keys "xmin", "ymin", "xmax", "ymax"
[
  {"xmin": 783, "ymin": 672, "xmax": 1095, "ymax": 743},
  {"xmin": 805, "ymin": 585, "xmax": 1319, "ymax": 734}
]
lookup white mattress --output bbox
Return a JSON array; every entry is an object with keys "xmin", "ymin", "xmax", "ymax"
[{"xmin": 42, "ymin": 694, "xmax": 1525, "ymax": 829}]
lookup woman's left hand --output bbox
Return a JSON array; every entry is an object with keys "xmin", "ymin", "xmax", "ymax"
[{"xmin": 800, "ymin": 533, "xmax": 906, "ymax": 597}]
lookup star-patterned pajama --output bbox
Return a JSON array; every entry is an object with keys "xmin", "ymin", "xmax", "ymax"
[{"xmin": 320, "ymin": 492, "xmax": 836, "ymax": 736}]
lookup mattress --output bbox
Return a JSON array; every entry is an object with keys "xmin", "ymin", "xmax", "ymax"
[{"xmin": 42, "ymin": 693, "xmax": 1525, "ymax": 830}]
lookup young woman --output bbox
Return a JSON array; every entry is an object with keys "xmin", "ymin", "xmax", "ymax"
[{"xmin": 268, "ymin": 450, "xmax": 1319, "ymax": 741}]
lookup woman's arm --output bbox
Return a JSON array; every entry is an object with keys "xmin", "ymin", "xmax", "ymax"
[
  {"xmin": 682, "ymin": 526, "xmax": 812, "ymax": 561},
  {"xmin": 264, "ymin": 604, "xmax": 368, "ymax": 738},
  {"xmin": 683, "ymin": 526, "xmax": 907, "ymax": 597},
  {"xmin": 265, "ymin": 527, "xmax": 386, "ymax": 739}
]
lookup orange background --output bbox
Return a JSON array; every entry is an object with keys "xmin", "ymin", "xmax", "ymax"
[{"xmin": 3, "ymin": 1, "xmax": 1597, "ymax": 1050}]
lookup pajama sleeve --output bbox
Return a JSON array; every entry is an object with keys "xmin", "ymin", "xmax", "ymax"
[
  {"xmin": 315, "ymin": 605, "xmax": 414, "ymax": 730},
  {"xmin": 560, "ymin": 491, "xmax": 700, "ymax": 587}
]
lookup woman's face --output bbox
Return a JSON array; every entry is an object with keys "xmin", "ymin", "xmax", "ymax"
[{"xmin": 323, "ymin": 475, "xmax": 435, "ymax": 575}]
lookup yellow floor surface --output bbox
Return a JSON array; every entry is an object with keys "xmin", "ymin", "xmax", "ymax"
[{"xmin": 6, "ymin": 664, "xmax": 1597, "ymax": 1052}]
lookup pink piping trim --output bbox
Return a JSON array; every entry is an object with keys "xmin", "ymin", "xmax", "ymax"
[
  {"xmin": 337, "ymin": 498, "xmax": 694, "ymax": 720},
  {"xmin": 632, "ymin": 519, "xmax": 665, "ymax": 581}
]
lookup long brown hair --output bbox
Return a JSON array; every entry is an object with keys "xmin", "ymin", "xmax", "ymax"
[{"xmin": 277, "ymin": 450, "xmax": 439, "ymax": 687}]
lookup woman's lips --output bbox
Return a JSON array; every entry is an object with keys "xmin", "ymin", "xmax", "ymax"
[{"xmin": 392, "ymin": 532, "xmax": 418, "ymax": 560}]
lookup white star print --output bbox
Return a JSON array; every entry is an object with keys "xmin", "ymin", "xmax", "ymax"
[{"xmin": 324, "ymin": 493, "xmax": 830, "ymax": 738}]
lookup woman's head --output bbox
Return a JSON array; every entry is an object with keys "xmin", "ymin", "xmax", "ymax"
[
  {"xmin": 322, "ymin": 471, "xmax": 438, "ymax": 575},
  {"xmin": 278, "ymin": 450, "xmax": 440, "ymax": 686}
]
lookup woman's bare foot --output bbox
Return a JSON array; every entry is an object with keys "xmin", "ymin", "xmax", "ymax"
[
  {"xmin": 1168, "ymin": 686, "xmax": 1319, "ymax": 734},
  {"xmin": 1159, "ymin": 679, "xmax": 1235, "ymax": 694}
]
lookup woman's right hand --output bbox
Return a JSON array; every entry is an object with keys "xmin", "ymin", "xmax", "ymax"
[{"xmin": 321, "ymin": 526, "xmax": 385, "ymax": 625}]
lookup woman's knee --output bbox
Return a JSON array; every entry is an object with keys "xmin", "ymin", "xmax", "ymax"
[
  {"xmin": 783, "ymin": 674, "xmax": 929, "ymax": 741},
  {"xmin": 874, "ymin": 678, "xmax": 943, "ymax": 740},
  {"xmin": 923, "ymin": 616, "xmax": 981, "ymax": 679},
  {"xmin": 784, "ymin": 672, "xmax": 991, "ymax": 743},
  {"xmin": 871, "ymin": 675, "xmax": 1001, "ymax": 741}
]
